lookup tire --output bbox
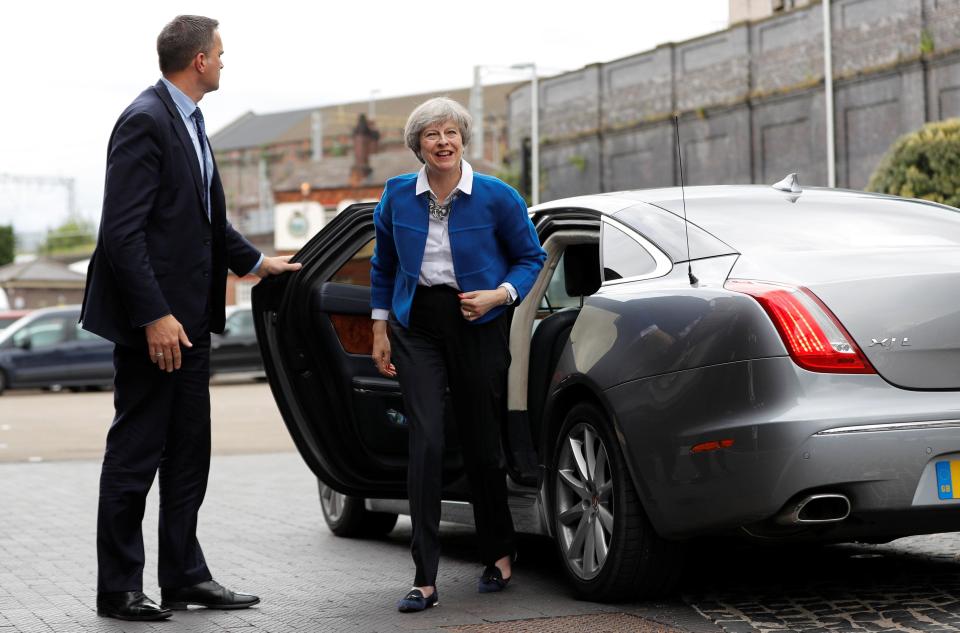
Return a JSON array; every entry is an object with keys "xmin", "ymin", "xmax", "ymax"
[
  {"xmin": 550, "ymin": 402, "xmax": 684, "ymax": 601},
  {"xmin": 318, "ymin": 481, "xmax": 398, "ymax": 538}
]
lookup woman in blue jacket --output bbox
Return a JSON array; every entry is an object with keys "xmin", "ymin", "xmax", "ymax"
[{"xmin": 370, "ymin": 97, "xmax": 545, "ymax": 613}]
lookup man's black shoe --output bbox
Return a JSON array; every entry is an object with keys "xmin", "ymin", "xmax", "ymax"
[
  {"xmin": 96, "ymin": 591, "xmax": 172, "ymax": 621},
  {"xmin": 161, "ymin": 580, "xmax": 259, "ymax": 610}
]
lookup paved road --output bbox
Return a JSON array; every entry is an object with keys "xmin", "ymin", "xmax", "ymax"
[
  {"xmin": 2, "ymin": 387, "xmax": 960, "ymax": 632},
  {"xmin": 0, "ymin": 379, "xmax": 294, "ymax": 462}
]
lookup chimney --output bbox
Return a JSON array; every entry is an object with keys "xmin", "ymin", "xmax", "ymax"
[{"xmin": 350, "ymin": 114, "xmax": 380, "ymax": 186}]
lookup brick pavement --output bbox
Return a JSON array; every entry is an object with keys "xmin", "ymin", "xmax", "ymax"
[
  {"xmin": 4, "ymin": 451, "xmax": 960, "ymax": 633},
  {"xmin": 0, "ymin": 453, "xmax": 713, "ymax": 633}
]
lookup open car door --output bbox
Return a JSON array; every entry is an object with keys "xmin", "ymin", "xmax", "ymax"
[{"xmin": 252, "ymin": 203, "xmax": 469, "ymax": 499}]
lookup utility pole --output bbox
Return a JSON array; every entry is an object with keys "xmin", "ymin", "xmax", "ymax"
[
  {"xmin": 471, "ymin": 66, "xmax": 485, "ymax": 160},
  {"xmin": 823, "ymin": 0, "xmax": 836, "ymax": 187}
]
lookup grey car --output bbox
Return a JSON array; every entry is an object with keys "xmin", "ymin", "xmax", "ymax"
[{"xmin": 253, "ymin": 181, "xmax": 960, "ymax": 601}]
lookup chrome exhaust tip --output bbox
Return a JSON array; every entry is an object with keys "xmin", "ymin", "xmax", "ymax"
[{"xmin": 775, "ymin": 493, "xmax": 851, "ymax": 525}]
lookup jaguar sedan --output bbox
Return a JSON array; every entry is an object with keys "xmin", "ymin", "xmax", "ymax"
[{"xmin": 253, "ymin": 178, "xmax": 960, "ymax": 601}]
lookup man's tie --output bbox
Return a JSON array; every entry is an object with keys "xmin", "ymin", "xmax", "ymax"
[{"xmin": 191, "ymin": 107, "xmax": 210, "ymax": 220}]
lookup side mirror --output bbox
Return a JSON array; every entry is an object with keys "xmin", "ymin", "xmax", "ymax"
[{"xmin": 18, "ymin": 338, "xmax": 32, "ymax": 351}]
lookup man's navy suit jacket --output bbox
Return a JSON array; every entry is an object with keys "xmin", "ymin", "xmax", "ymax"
[{"xmin": 81, "ymin": 80, "xmax": 260, "ymax": 349}]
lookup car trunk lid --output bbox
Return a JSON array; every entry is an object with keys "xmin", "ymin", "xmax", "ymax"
[{"xmin": 733, "ymin": 247, "xmax": 960, "ymax": 390}]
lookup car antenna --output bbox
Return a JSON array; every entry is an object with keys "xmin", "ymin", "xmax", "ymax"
[{"xmin": 673, "ymin": 115, "xmax": 698, "ymax": 286}]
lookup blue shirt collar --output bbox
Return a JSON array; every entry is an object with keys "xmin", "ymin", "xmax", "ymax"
[{"xmin": 160, "ymin": 77, "xmax": 198, "ymax": 119}]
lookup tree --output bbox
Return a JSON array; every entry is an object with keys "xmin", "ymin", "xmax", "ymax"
[
  {"xmin": 40, "ymin": 214, "xmax": 96, "ymax": 257},
  {"xmin": 0, "ymin": 225, "xmax": 13, "ymax": 267},
  {"xmin": 867, "ymin": 118, "xmax": 960, "ymax": 207}
]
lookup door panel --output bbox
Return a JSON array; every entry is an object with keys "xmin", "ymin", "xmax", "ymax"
[{"xmin": 254, "ymin": 204, "xmax": 466, "ymax": 499}]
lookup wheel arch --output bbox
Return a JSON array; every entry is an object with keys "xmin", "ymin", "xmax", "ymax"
[{"xmin": 538, "ymin": 375, "xmax": 660, "ymax": 538}]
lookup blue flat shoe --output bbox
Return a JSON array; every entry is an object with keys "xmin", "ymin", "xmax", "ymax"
[
  {"xmin": 478, "ymin": 565, "xmax": 511, "ymax": 593},
  {"xmin": 397, "ymin": 588, "xmax": 439, "ymax": 613}
]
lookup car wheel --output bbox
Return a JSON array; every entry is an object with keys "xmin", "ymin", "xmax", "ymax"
[
  {"xmin": 551, "ymin": 402, "xmax": 683, "ymax": 601},
  {"xmin": 318, "ymin": 481, "xmax": 398, "ymax": 538}
]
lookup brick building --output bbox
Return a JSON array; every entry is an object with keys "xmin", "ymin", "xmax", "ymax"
[
  {"xmin": 211, "ymin": 82, "xmax": 520, "ymax": 304},
  {"xmin": 0, "ymin": 259, "xmax": 86, "ymax": 309}
]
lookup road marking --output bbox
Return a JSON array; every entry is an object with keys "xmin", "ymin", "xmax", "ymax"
[
  {"xmin": 0, "ymin": 424, "xmax": 10, "ymax": 431},
  {"xmin": 27, "ymin": 456, "xmax": 43, "ymax": 463},
  {"xmin": 0, "ymin": 443, "xmax": 7, "ymax": 449}
]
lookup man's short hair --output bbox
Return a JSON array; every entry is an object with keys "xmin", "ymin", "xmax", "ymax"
[{"xmin": 157, "ymin": 15, "xmax": 219, "ymax": 74}]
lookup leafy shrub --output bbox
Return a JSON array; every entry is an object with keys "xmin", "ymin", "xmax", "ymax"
[{"xmin": 867, "ymin": 118, "xmax": 960, "ymax": 208}]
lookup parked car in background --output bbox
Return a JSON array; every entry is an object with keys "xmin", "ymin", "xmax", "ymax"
[
  {"xmin": 0, "ymin": 305, "xmax": 113, "ymax": 395},
  {"xmin": 253, "ymin": 184, "xmax": 960, "ymax": 601},
  {"xmin": 210, "ymin": 304, "xmax": 264, "ymax": 377},
  {"xmin": 0, "ymin": 310, "xmax": 31, "ymax": 334}
]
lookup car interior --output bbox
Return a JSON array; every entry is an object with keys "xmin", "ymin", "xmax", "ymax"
[
  {"xmin": 504, "ymin": 231, "xmax": 601, "ymax": 481},
  {"xmin": 296, "ymin": 218, "xmax": 605, "ymax": 496}
]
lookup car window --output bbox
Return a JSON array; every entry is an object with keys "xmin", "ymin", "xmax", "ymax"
[
  {"xmin": 540, "ymin": 251, "xmax": 584, "ymax": 313},
  {"xmin": 226, "ymin": 310, "xmax": 255, "ymax": 336},
  {"xmin": 13, "ymin": 316, "xmax": 69, "ymax": 349},
  {"xmin": 602, "ymin": 222, "xmax": 657, "ymax": 282},
  {"xmin": 75, "ymin": 323, "xmax": 103, "ymax": 342},
  {"xmin": 330, "ymin": 239, "xmax": 375, "ymax": 287}
]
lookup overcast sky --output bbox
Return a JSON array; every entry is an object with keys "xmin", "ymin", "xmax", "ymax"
[{"xmin": 0, "ymin": 1, "xmax": 728, "ymax": 236}]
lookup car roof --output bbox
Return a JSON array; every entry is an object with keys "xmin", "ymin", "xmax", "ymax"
[{"xmin": 531, "ymin": 185, "xmax": 960, "ymax": 255}]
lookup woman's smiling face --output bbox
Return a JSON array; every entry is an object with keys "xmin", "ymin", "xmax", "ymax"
[{"xmin": 419, "ymin": 119, "xmax": 463, "ymax": 174}]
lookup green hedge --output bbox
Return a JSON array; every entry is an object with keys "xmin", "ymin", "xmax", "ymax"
[{"xmin": 867, "ymin": 118, "xmax": 960, "ymax": 207}]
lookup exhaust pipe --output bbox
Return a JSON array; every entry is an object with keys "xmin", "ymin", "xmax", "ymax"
[{"xmin": 775, "ymin": 493, "xmax": 850, "ymax": 525}]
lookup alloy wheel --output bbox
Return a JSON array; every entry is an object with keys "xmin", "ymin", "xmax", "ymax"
[
  {"xmin": 319, "ymin": 484, "xmax": 347, "ymax": 522},
  {"xmin": 555, "ymin": 421, "xmax": 614, "ymax": 580}
]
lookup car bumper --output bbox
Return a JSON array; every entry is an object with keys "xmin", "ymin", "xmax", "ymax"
[{"xmin": 605, "ymin": 356, "xmax": 960, "ymax": 540}]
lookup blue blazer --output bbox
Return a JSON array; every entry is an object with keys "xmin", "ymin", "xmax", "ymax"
[
  {"xmin": 371, "ymin": 172, "xmax": 546, "ymax": 328},
  {"xmin": 80, "ymin": 81, "xmax": 260, "ymax": 349}
]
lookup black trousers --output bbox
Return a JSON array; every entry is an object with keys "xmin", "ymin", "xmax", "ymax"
[
  {"xmin": 390, "ymin": 285, "xmax": 516, "ymax": 587},
  {"xmin": 96, "ymin": 336, "xmax": 213, "ymax": 593}
]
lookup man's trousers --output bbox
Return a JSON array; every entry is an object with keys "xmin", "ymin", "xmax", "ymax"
[{"xmin": 96, "ymin": 336, "xmax": 213, "ymax": 593}]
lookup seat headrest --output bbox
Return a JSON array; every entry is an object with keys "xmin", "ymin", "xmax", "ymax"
[{"xmin": 563, "ymin": 243, "xmax": 601, "ymax": 297}]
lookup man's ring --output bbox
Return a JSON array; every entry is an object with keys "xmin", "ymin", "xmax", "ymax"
[{"xmin": 156, "ymin": 353, "xmax": 164, "ymax": 357}]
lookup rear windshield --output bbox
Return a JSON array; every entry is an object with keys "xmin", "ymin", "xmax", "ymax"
[
  {"xmin": 613, "ymin": 203, "xmax": 735, "ymax": 262},
  {"xmin": 683, "ymin": 194, "xmax": 960, "ymax": 254}
]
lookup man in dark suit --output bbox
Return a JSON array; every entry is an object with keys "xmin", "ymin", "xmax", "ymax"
[{"xmin": 81, "ymin": 15, "xmax": 301, "ymax": 621}]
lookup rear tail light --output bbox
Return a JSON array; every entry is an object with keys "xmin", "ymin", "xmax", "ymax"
[{"xmin": 725, "ymin": 279, "xmax": 875, "ymax": 374}]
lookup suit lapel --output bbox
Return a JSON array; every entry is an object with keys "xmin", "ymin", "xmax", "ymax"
[{"xmin": 153, "ymin": 81, "xmax": 207, "ymax": 219}]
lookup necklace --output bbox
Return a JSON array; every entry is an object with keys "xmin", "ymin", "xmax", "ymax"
[{"xmin": 429, "ymin": 192, "xmax": 458, "ymax": 221}]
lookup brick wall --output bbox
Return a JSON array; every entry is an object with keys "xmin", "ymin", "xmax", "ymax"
[{"xmin": 508, "ymin": 0, "xmax": 960, "ymax": 201}]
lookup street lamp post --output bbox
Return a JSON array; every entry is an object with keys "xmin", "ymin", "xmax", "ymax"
[
  {"xmin": 368, "ymin": 89, "xmax": 380, "ymax": 121},
  {"xmin": 471, "ymin": 63, "xmax": 540, "ymax": 205},
  {"xmin": 511, "ymin": 63, "xmax": 539, "ymax": 206},
  {"xmin": 471, "ymin": 66, "xmax": 485, "ymax": 161}
]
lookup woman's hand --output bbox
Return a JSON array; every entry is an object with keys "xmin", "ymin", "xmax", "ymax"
[
  {"xmin": 372, "ymin": 320, "xmax": 396, "ymax": 377},
  {"xmin": 458, "ymin": 288, "xmax": 510, "ymax": 322}
]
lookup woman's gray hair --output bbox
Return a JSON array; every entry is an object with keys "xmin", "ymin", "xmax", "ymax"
[{"xmin": 404, "ymin": 97, "xmax": 473, "ymax": 163}]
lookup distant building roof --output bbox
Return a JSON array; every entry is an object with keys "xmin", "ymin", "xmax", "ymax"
[
  {"xmin": 0, "ymin": 258, "xmax": 87, "ymax": 286},
  {"xmin": 273, "ymin": 151, "xmax": 502, "ymax": 193},
  {"xmin": 211, "ymin": 81, "xmax": 522, "ymax": 153},
  {"xmin": 273, "ymin": 151, "xmax": 422, "ymax": 192},
  {"xmin": 211, "ymin": 108, "xmax": 317, "ymax": 152}
]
